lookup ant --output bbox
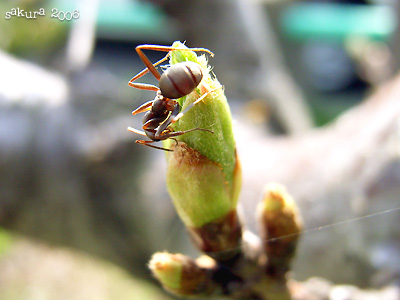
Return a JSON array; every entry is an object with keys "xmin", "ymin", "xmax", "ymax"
[{"xmin": 127, "ymin": 44, "xmax": 220, "ymax": 151}]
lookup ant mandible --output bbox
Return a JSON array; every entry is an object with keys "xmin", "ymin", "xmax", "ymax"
[{"xmin": 127, "ymin": 44, "xmax": 220, "ymax": 151}]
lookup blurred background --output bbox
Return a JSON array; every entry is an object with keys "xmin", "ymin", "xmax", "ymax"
[{"xmin": 1, "ymin": 0, "xmax": 400, "ymax": 299}]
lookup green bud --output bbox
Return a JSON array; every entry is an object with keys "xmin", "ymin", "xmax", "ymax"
[
  {"xmin": 164, "ymin": 42, "xmax": 241, "ymax": 230},
  {"xmin": 149, "ymin": 252, "xmax": 182, "ymax": 292}
]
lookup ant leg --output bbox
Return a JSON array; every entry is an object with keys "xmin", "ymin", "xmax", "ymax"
[
  {"xmin": 135, "ymin": 44, "xmax": 206, "ymax": 82},
  {"xmin": 153, "ymin": 106, "xmax": 213, "ymax": 140},
  {"xmin": 171, "ymin": 86, "xmax": 223, "ymax": 123},
  {"xmin": 159, "ymin": 127, "xmax": 214, "ymax": 140},
  {"xmin": 128, "ymin": 82, "xmax": 159, "ymax": 92},
  {"xmin": 136, "ymin": 140, "xmax": 173, "ymax": 152},
  {"xmin": 128, "ymin": 127, "xmax": 147, "ymax": 137},
  {"xmin": 129, "ymin": 127, "xmax": 173, "ymax": 151},
  {"xmin": 128, "ymin": 55, "xmax": 170, "ymax": 91},
  {"xmin": 132, "ymin": 100, "xmax": 154, "ymax": 115},
  {"xmin": 137, "ymin": 127, "xmax": 213, "ymax": 152},
  {"xmin": 136, "ymin": 44, "xmax": 214, "ymax": 59},
  {"xmin": 155, "ymin": 104, "xmax": 180, "ymax": 139},
  {"xmin": 129, "ymin": 44, "xmax": 214, "ymax": 91},
  {"xmin": 128, "ymin": 51, "xmax": 170, "ymax": 88},
  {"xmin": 153, "ymin": 85, "xmax": 220, "ymax": 140}
]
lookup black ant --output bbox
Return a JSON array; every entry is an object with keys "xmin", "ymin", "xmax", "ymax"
[{"xmin": 127, "ymin": 44, "xmax": 220, "ymax": 151}]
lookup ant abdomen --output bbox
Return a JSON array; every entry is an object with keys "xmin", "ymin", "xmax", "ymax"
[{"xmin": 159, "ymin": 61, "xmax": 203, "ymax": 99}]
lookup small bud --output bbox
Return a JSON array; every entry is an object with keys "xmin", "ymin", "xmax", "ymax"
[
  {"xmin": 149, "ymin": 252, "xmax": 216, "ymax": 296},
  {"xmin": 258, "ymin": 183, "xmax": 302, "ymax": 276}
]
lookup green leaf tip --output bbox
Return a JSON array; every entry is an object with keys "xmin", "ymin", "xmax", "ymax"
[{"xmin": 169, "ymin": 41, "xmax": 207, "ymax": 68}]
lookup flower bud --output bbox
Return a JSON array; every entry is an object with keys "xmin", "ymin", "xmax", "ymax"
[
  {"xmin": 258, "ymin": 183, "xmax": 302, "ymax": 276},
  {"xmin": 163, "ymin": 42, "xmax": 242, "ymax": 258}
]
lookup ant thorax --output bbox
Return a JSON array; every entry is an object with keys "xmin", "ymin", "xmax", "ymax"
[{"xmin": 151, "ymin": 92, "xmax": 165, "ymax": 112}]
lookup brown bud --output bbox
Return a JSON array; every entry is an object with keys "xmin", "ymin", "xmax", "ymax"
[{"xmin": 258, "ymin": 183, "xmax": 303, "ymax": 276}]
